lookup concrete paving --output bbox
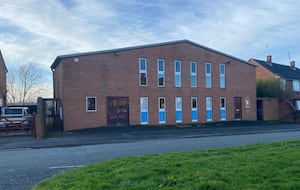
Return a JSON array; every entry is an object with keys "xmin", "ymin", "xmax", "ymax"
[{"xmin": 0, "ymin": 122, "xmax": 299, "ymax": 150}]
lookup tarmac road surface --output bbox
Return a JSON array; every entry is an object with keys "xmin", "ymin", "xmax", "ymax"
[{"xmin": 0, "ymin": 128, "xmax": 299, "ymax": 190}]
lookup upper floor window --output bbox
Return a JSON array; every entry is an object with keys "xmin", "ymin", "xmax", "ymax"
[
  {"xmin": 280, "ymin": 79, "xmax": 286, "ymax": 90},
  {"xmin": 139, "ymin": 58, "xmax": 147, "ymax": 86},
  {"xmin": 220, "ymin": 64, "xmax": 225, "ymax": 88},
  {"xmin": 157, "ymin": 59, "xmax": 165, "ymax": 87},
  {"xmin": 190, "ymin": 62, "xmax": 197, "ymax": 87},
  {"xmin": 174, "ymin": 60, "xmax": 181, "ymax": 87},
  {"xmin": 293, "ymin": 80, "xmax": 300, "ymax": 92},
  {"xmin": 205, "ymin": 63, "xmax": 212, "ymax": 88},
  {"xmin": 86, "ymin": 96, "xmax": 97, "ymax": 112}
]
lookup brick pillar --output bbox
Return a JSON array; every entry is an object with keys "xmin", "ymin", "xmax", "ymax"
[
  {"xmin": 35, "ymin": 113, "xmax": 45, "ymax": 138},
  {"xmin": 35, "ymin": 97, "xmax": 46, "ymax": 138}
]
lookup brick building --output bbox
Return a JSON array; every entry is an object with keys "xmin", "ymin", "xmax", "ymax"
[
  {"xmin": 51, "ymin": 40, "xmax": 256, "ymax": 131},
  {"xmin": 249, "ymin": 56, "xmax": 300, "ymax": 121},
  {"xmin": 0, "ymin": 51, "xmax": 7, "ymax": 107},
  {"xmin": 249, "ymin": 56, "xmax": 300, "ymax": 105}
]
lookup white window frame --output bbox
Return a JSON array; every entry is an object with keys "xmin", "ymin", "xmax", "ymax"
[
  {"xmin": 174, "ymin": 60, "xmax": 181, "ymax": 87},
  {"xmin": 220, "ymin": 97, "xmax": 226, "ymax": 121},
  {"xmin": 158, "ymin": 97, "xmax": 166, "ymax": 124},
  {"xmin": 175, "ymin": 97, "xmax": 182, "ymax": 123},
  {"xmin": 157, "ymin": 59, "xmax": 165, "ymax": 87},
  {"xmin": 280, "ymin": 79, "xmax": 286, "ymax": 90},
  {"xmin": 205, "ymin": 63, "xmax": 212, "ymax": 88},
  {"xmin": 86, "ymin": 96, "xmax": 97, "ymax": 112},
  {"xmin": 139, "ymin": 58, "xmax": 147, "ymax": 86},
  {"xmin": 220, "ymin": 64, "xmax": 225, "ymax": 88},
  {"xmin": 191, "ymin": 97, "xmax": 198, "ymax": 122},
  {"xmin": 296, "ymin": 100, "xmax": 300, "ymax": 110},
  {"xmin": 190, "ymin": 62, "xmax": 197, "ymax": 87},
  {"xmin": 140, "ymin": 97, "xmax": 148, "ymax": 124},
  {"xmin": 206, "ymin": 97, "xmax": 212, "ymax": 121},
  {"xmin": 293, "ymin": 80, "xmax": 300, "ymax": 92},
  {"xmin": 245, "ymin": 97, "xmax": 251, "ymax": 108}
]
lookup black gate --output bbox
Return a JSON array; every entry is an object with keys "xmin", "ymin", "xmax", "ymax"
[
  {"xmin": 39, "ymin": 98, "xmax": 62, "ymax": 132},
  {"xmin": 257, "ymin": 99, "xmax": 263, "ymax": 121}
]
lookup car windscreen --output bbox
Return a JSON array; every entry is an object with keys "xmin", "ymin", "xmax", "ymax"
[{"xmin": 4, "ymin": 109, "xmax": 23, "ymax": 115}]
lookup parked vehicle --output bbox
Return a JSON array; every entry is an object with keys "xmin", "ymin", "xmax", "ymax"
[{"xmin": 0, "ymin": 107, "xmax": 31, "ymax": 128}]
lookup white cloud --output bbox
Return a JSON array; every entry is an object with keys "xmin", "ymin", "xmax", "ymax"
[{"xmin": 1, "ymin": 0, "xmax": 300, "ymax": 81}]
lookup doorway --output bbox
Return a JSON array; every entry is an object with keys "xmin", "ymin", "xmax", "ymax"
[
  {"xmin": 257, "ymin": 99, "xmax": 263, "ymax": 120},
  {"xmin": 107, "ymin": 97, "xmax": 129, "ymax": 126},
  {"xmin": 234, "ymin": 97, "xmax": 242, "ymax": 120}
]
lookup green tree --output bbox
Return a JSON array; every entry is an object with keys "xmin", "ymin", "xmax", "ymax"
[{"xmin": 256, "ymin": 78, "xmax": 295, "ymax": 101}]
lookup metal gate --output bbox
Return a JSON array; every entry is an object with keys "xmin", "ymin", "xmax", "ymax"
[
  {"xmin": 0, "ymin": 106, "xmax": 35, "ymax": 137},
  {"xmin": 257, "ymin": 99, "xmax": 263, "ymax": 121},
  {"xmin": 37, "ymin": 98, "xmax": 62, "ymax": 135}
]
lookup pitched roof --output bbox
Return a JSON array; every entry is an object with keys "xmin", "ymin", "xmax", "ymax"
[
  {"xmin": 250, "ymin": 58, "xmax": 300, "ymax": 80},
  {"xmin": 0, "ymin": 51, "xmax": 8, "ymax": 73},
  {"xmin": 51, "ymin": 39, "xmax": 255, "ymax": 69}
]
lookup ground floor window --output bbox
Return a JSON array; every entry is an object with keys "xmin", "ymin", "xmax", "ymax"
[
  {"xmin": 245, "ymin": 97, "xmax": 251, "ymax": 108},
  {"xmin": 191, "ymin": 97, "xmax": 198, "ymax": 122},
  {"xmin": 206, "ymin": 97, "xmax": 212, "ymax": 121},
  {"xmin": 220, "ymin": 97, "xmax": 226, "ymax": 121},
  {"xmin": 140, "ymin": 97, "xmax": 148, "ymax": 124},
  {"xmin": 86, "ymin": 96, "xmax": 96, "ymax": 112},
  {"xmin": 158, "ymin": 97, "xmax": 166, "ymax": 124},
  {"xmin": 175, "ymin": 97, "xmax": 182, "ymax": 123},
  {"xmin": 296, "ymin": 100, "xmax": 300, "ymax": 110}
]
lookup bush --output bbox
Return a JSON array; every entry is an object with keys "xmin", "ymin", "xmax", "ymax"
[{"xmin": 257, "ymin": 79, "xmax": 295, "ymax": 101}]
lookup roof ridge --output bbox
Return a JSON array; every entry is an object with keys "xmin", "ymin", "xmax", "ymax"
[
  {"xmin": 51, "ymin": 39, "xmax": 254, "ymax": 69},
  {"xmin": 251, "ymin": 58, "xmax": 300, "ymax": 80}
]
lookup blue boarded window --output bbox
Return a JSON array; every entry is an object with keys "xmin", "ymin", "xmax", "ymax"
[
  {"xmin": 191, "ymin": 97, "xmax": 198, "ymax": 122},
  {"xmin": 158, "ymin": 97, "xmax": 166, "ymax": 124},
  {"xmin": 175, "ymin": 97, "xmax": 182, "ymax": 123},
  {"xmin": 206, "ymin": 97, "xmax": 212, "ymax": 121},
  {"xmin": 220, "ymin": 97, "xmax": 226, "ymax": 121},
  {"xmin": 140, "ymin": 97, "xmax": 148, "ymax": 124}
]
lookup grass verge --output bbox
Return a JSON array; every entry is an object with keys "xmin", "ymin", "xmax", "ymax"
[{"xmin": 32, "ymin": 140, "xmax": 300, "ymax": 190}]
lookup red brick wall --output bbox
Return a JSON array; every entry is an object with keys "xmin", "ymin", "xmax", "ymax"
[
  {"xmin": 262, "ymin": 98, "xmax": 280, "ymax": 121},
  {"xmin": 0, "ymin": 52, "xmax": 7, "ymax": 106},
  {"xmin": 54, "ymin": 42, "xmax": 257, "ymax": 131},
  {"xmin": 249, "ymin": 60, "xmax": 278, "ymax": 80},
  {"xmin": 261, "ymin": 98, "xmax": 300, "ymax": 122}
]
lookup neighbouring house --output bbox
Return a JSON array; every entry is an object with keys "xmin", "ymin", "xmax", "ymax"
[
  {"xmin": 51, "ymin": 40, "xmax": 257, "ymax": 131},
  {"xmin": 0, "ymin": 51, "xmax": 8, "ymax": 107},
  {"xmin": 249, "ymin": 56, "xmax": 300, "ymax": 121}
]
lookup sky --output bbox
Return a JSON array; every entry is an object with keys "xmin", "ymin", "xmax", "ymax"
[{"xmin": 1, "ymin": 0, "xmax": 300, "ymax": 98}]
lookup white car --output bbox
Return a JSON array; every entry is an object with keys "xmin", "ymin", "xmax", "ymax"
[{"xmin": 0, "ymin": 107, "xmax": 31, "ymax": 128}]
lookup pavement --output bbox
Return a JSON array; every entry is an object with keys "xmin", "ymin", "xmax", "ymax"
[{"xmin": 0, "ymin": 121, "xmax": 299, "ymax": 150}]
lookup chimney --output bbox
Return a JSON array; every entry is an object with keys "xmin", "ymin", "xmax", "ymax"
[
  {"xmin": 266, "ymin": 55, "xmax": 272, "ymax": 63},
  {"xmin": 290, "ymin": 60, "xmax": 295, "ymax": 68}
]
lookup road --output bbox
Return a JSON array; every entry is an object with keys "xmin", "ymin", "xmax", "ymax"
[{"xmin": 0, "ymin": 130, "xmax": 300, "ymax": 190}]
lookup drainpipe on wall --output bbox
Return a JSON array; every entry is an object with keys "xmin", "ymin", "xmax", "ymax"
[{"xmin": 51, "ymin": 68, "xmax": 55, "ymax": 99}]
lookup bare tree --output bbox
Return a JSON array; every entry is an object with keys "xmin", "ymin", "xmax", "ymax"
[{"xmin": 7, "ymin": 63, "xmax": 49, "ymax": 105}]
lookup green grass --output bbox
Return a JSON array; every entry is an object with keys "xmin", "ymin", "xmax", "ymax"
[{"xmin": 32, "ymin": 140, "xmax": 300, "ymax": 190}]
